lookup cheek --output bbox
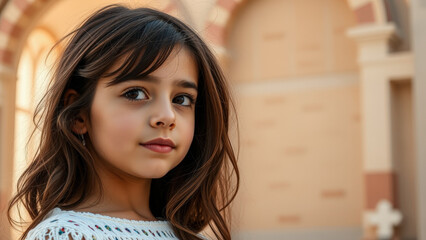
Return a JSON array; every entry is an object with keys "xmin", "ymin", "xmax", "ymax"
[
  {"xmin": 110, "ymin": 113, "xmax": 139, "ymax": 133},
  {"xmin": 180, "ymin": 115, "xmax": 196, "ymax": 148},
  {"xmin": 91, "ymin": 106, "xmax": 141, "ymax": 147}
]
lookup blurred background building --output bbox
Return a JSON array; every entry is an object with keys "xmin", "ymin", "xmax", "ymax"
[{"xmin": 0, "ymin": 0, "xmax": 425, "ymax": 239}]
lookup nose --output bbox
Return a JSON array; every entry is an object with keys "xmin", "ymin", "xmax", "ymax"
[{"xmin": 149, "ymin": 99, "xmax": 176, "ymax": 130}]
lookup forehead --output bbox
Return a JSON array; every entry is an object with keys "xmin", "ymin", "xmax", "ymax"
[
  {"xmin": 101, "ymin": 46, "xmax": 198, "ymax": 86},
  {"xmin": 150, "ymin": 47, "xmax": 198, "ymax": 81}
]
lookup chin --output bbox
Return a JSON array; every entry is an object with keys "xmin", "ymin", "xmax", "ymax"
[
  {"xmin": 138, "ymin": 164, "xmax": 177, "ymax": 179},
  {"xmin": 145, "ymin": 171, "xmax": 169, "ymax": 179}
]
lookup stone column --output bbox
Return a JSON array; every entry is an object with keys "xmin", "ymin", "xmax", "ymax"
[{"xmin": 0, "ymin": 66, "xmax": 17, "ymax": 240}]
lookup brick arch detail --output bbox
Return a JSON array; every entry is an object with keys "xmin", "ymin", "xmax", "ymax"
[
  {"xmin": 204, "ymin": 0, "xmax": 390, "ymax": 47},
  {"xmin": 0, "ymin": 0, "xmax": 178, "ymax": 69}
]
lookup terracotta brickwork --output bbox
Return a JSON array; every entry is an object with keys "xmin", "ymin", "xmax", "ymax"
[
  {"xmin": 162, "ymin": 1, "xmax": 178, "ymax": 16},
  {"xmin": 205, "ymin": 0, "xmax": 240, "ymax": 46},
  {"xmin": 0, "ymin": 49, "xmax": 13, "ymax": 65},
  {"xmin": 0, "ymin": 0, "xmax": 50, "ymax": 67},
  {"xmin": 354, "ymin": 2, "xmax": 376, "ymax": 24},
  {"xmin": 365, "ymin": 172, "xmax": 398, "ymax": 209}
]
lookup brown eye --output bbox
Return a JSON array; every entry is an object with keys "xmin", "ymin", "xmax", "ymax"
[
  {"xmin": 123, "ymin": 88, "xmax": 148, "ymax": 101},
  {"xmin": 173, "ymin": 95, "xmax": 194, "ymax": 106}
]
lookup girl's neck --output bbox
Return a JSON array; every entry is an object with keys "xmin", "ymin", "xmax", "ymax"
[{"xmin": 73, "ymin": 161, "xmax": 156, "ymax": 221}]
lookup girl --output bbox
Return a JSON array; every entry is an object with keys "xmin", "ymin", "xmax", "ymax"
[{"xmin": 8, "ymin": 4, "xmax": 239, "ymax": 240}]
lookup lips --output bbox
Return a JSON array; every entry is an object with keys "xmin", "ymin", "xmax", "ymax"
[{"xmin": 140, "ymin": 138, "xmax": 176, "ymax": 153}]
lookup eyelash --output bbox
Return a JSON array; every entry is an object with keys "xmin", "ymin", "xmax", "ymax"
[{"xmin": 122, "ymin": 87, "xmax": 196, "ymax": 106}]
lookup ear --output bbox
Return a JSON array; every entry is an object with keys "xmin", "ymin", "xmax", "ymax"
[{"xmin": 64, "ymin": 89, "xmax": 88, "ymax": 135}]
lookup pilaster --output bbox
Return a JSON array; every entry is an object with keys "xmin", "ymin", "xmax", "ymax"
[{"xmin": 347, "ymin": 23, "xmax": 409, "ymax": 239}]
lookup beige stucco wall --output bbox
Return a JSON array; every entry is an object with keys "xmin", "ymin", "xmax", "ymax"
[{"xmin": 226, "ymin": 1, "xmax": 363, "ymax": 238}]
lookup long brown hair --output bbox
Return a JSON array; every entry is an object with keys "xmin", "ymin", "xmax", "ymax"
[{"xmin": 8, "ymin": 5, "xmax": 239, "ymax": 240}]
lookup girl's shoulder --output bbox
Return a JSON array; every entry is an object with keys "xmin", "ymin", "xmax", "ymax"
[{"xmin": 25, "ymin": 208, "xmax": 179, "ymax": 240}]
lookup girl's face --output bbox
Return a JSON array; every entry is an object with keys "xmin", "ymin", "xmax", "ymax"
[{"xmin": 87, "ymin": 47, "xmax": 198, "ymax": 179}]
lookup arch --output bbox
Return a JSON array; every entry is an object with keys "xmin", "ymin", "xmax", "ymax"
[
  {"xmin": 0, "ymin": 0, "xmax": 179, "ymax": 72},
  {"xmin": 204, "ymin": 0, "xmax": 391, "ymax": 47}
]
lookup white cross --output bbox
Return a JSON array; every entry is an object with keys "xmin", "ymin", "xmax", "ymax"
[{"xmin": 367, "ymin": 199, "xmax": 403, "ymax": 239}]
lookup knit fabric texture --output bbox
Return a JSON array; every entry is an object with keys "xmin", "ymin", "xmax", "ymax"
[{"xmin": 25, "ymin": 208, "xmax": 180, "ymax": 240}]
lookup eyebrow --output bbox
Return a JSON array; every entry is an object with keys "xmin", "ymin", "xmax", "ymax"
[{"xmin": 128, "ymin": 75, "xmax": 198, "ymax": 91}]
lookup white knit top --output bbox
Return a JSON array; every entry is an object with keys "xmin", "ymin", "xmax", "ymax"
[{"xmin": 25, "ymin": 208, "xmax": 180, "ymax": 240}]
